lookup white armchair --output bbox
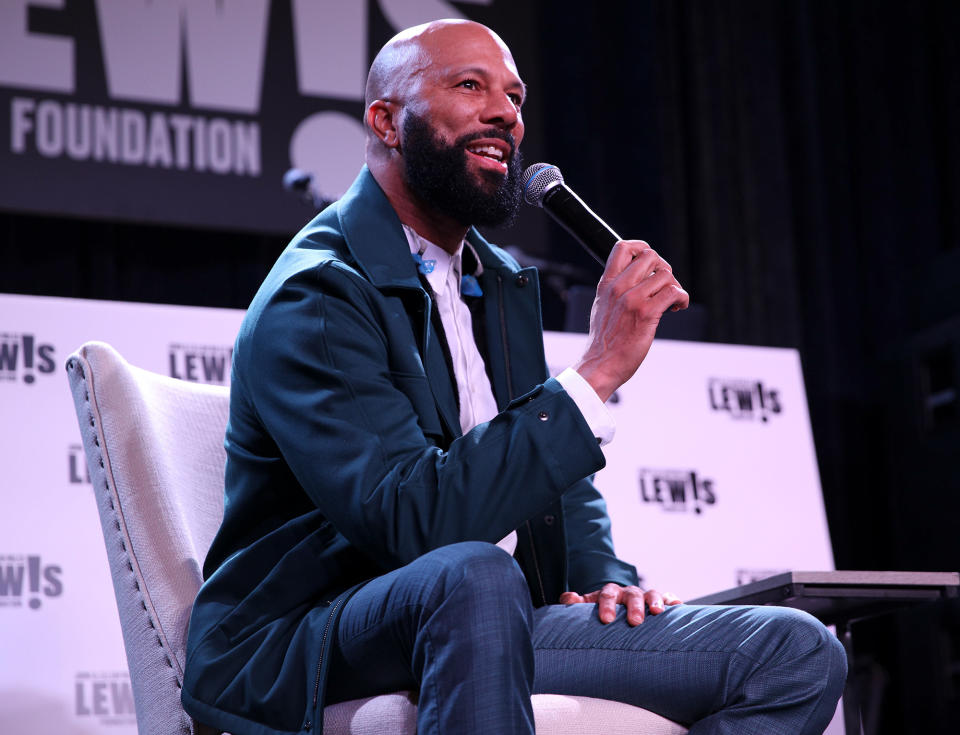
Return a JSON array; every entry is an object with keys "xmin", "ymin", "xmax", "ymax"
[{"xmin": 66, "ymin": 341, "xmax": 687, "ymax": 735}]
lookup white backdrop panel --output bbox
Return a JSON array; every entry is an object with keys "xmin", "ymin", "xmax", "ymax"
[{"xmin": 544, "ymin": 332, "xmax": 834, "ymax": 600}]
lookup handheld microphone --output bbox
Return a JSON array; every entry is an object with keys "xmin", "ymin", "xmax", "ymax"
[{"xmin": 522, "ymin": 163, "xmax": 620, "ymax": 266}]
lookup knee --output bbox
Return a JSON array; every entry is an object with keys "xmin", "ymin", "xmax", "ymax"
[
  {"xmin": 414, "ymin": 543, "xmax": 534, "ymax": 684},
  {"xmin": 808, "ymin": 618, "xmax": 848, "ymax": 694},
  {"xmin": 762, "ymin": 608, "xmax": 848, "ymax": 694},
  {"xmin": 419, "ymin": 541, "xmax": 531, "ymax": 614}
]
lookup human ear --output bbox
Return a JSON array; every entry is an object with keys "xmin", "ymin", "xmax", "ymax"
[{"xmin": 366, "ymin": 100, "xmax": 399, "ymax": 149}]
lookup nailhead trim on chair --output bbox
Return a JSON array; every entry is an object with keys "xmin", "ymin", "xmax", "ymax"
[{"xmin": 67, "ymin": 356, "xmax": 197, "ymax": 735}]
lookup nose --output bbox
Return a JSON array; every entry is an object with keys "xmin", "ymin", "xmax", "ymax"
[{"xmin": 481, "ymin": 90, "xmax": 521, "ymax": 133}]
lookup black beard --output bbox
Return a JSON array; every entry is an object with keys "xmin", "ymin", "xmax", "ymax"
[{"xmin": 401, "ymin": 112, "xmax": 523, "ymax": 228}]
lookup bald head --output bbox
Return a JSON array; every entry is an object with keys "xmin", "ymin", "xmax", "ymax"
[{"xmin": 364, "ymin": 20, "xmax": 516, "ymax": 109}]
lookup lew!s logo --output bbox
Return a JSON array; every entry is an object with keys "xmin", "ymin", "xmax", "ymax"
[
  {"xmin": 168, "ymin": 343, "xmax": 232, "ymax": 385},
  {"xmin": 75, "ymin": 672, "xmax": 136, "ymax": 725},
  {"xmin": 0, "ymin": 554, "xmax": 64, "ymax": 609},
  {"xmin": 0, "ymin": 333, "xmax": 55, "ymax": 384},
  {"xmin": 638, "ymin": 469, "xmax": 717, "ymax": 515},
  {"xmin": 708, "ymin": 378, "xmax": 782, "ymax": 423}
]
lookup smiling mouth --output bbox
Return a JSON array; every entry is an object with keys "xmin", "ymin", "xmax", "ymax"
[{"xmin": 465, "ymin": 143, "xmax": 509, "ymax": 172}]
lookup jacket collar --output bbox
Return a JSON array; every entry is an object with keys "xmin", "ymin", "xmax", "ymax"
[
  {"xmin": 337, "ymin": 166, "xmax": 517, "ymax": 289},
  {"xmin": 335, "ymin": 166, "xmax": 543, "ymax": 433}
]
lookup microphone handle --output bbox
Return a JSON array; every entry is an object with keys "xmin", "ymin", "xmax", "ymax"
[{"xmin": 542, "ymin": 183, "xmax": 621, "ymax": 265}]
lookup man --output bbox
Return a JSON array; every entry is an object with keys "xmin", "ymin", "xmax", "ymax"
[{"xmin": 182, "ymin": 19, "xmax": 846, "ymax": 735}]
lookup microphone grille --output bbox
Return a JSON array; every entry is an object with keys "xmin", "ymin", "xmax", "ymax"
[{"xmin": 522, "ymin": 163, "xmax": 564, "ymax": 206}]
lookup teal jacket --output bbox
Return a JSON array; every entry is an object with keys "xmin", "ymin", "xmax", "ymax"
[{"xmin": 181, "ymin": 167, "xmax": 638, "ymax": 735}]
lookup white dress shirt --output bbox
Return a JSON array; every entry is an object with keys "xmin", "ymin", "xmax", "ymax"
[{"xmin": 402, "ymin": 226, "xmax": 616, "ymax": 555}]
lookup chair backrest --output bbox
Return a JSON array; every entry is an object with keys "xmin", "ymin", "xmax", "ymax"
[{"xmin": 66, "ymin": 341, "xmax": 229, "ymax": 735}]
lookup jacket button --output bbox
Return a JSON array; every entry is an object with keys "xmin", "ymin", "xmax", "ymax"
[
  {"xmin": 538, "ymin": 411, "xmax": 549, "ymax": 421},
  {"xmin": 544, "ymin": 514, "xmax": 555, "ymax": 526},
  {"xmin": 516, "ymin": 274, "xmax": 529, "ymax": 287}
]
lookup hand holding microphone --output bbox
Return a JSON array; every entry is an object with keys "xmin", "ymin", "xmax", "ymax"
[{"xmin": 523, "ymin": 163, "xmax": 690, "ymax": 402}]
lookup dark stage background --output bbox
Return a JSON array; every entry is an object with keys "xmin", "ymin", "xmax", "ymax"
[{"xmin": 2, "ymin": 1, "xmax": 958, "ymax": 731}]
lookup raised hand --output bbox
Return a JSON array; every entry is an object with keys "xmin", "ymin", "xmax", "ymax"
[{"xmin": 574, "ymin": 240, "xmax": 689, "ymax": 403}]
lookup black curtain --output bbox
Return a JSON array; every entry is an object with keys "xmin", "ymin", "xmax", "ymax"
[
  {"xmin": 647, "ymin": 0, "xmax": 960, "ymax": 565},
  {"xmin": 538, "ymin": 1, "xmax": 960, "ymax": 730}
]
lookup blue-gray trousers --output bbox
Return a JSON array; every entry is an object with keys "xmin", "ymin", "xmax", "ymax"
[{"xmin": 326, "ymin": 542, "xmax": 847, "ymax": 734}]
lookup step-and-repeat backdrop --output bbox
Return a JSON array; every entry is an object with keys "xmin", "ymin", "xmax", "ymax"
[{"xmin": 0, "ymin": 293, "xmax": 840, "ymax": 734}]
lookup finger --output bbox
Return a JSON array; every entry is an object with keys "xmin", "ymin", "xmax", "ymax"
[
  {"xmin": 620, "ymin": 247, "xmax": 672, "ymax": 277},
  {"xmin": 559, "ymin": 591, "xmax": 585, "ymax": 605},
  {"xmin": 644, "ymin": 589, "xmax": 665, "ymax": 615},
  {"xmin": 623, "ymin": 586, "xmax": 646, "ymax": 625},
  {"xmin": 662, "ymin": 592, "xmax": 683, "ymax": 606},
  {"xmin": 648, "ymin": 281, "xmax": 690, "ymax": 314},
  {"xmin": 616, "ymin": 248, "xmax": 664, "ymax": 285},
  {"xmin": 596, "ymin": 583, "xmax": 622, "ymax": 624},
  {"xmin": 669, "ymin": 284, "xmax": 690, "ymax": 311},
  {"xmin": 620, "ymin": 274, "xmax": 688, "ymax": 324},
  {"xmin": 628, "ymin": 266, "xmax": 679, "ymax": 300},
  {"xmin": 581, "ymin": 590, "xmax": 601, "ymax": 603},
  {"xmin": 603, "ymin": 240, "xmax": 651, "ymax": 281},
  {"xmin": 613, "ymin": 253, "xmax": 677, "ymax": 302}
]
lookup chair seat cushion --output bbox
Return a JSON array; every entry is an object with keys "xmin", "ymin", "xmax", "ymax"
[{"xmin": 322, "ymin": 692, "xmax": 688, "ymax": 734}]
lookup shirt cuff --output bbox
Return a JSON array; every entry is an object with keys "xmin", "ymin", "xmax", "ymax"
[{"xmin": 555, "ymin": 367, "xmax": 616, "ymax": 446}]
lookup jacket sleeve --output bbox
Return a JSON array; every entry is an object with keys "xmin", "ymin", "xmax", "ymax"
[
  {"xmin": 562, "ymin": 477, "xmax": 640, "ymax": 592},
  {"xmin": 237, "ymin": 262, "xmax": 606, "ymax": 572}
]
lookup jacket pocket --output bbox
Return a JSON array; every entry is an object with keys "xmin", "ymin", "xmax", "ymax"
[
  {"xmin": 390, "ymin": 370, "xmax": 444, "ymax": 440},
  {"xmin": 218, "ymin": 520, "xmax": 339, "ymax": 644}
]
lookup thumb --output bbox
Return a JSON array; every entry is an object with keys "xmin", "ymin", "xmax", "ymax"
[{"xmin": 559, "ymin": 591, "xmax": 584, "ymax": 604}]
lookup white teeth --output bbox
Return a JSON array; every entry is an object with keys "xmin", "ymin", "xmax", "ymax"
[{"xmin": 467, "ymin": 144, "xmax": 504, "ymax": 161}]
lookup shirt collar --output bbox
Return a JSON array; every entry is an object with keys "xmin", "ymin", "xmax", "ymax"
[
  {"xmin": 402, "ymin": 225, "xmax": 464, "ymax": 296},
  {"xmin": 333, "ymin": 167, "xmax": 513, "ymax": 292}
]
